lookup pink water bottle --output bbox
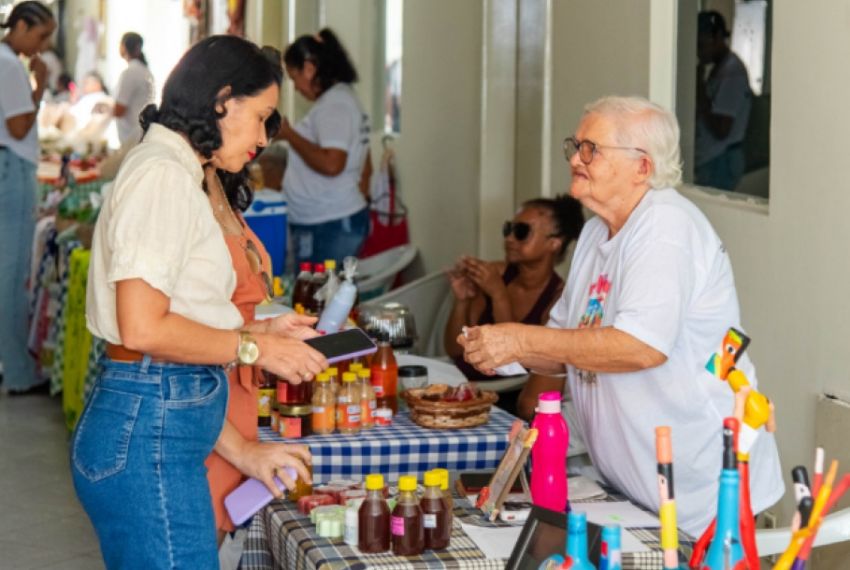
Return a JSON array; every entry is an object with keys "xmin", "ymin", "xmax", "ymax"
[{"xmin": 530, "ymin": 391, "xmax": 569, "ymax": 511}]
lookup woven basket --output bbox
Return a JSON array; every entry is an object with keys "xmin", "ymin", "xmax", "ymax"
[{"xmin": 402, "ymin": 389, "xmax": 498, "ymax": 429}]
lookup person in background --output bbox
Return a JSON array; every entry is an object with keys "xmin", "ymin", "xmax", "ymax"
[
  {"xmin": 68, "ymin": 70, "xmax": 110, "ymax": 127},
  {"xmin": 277, "ymin": 28, "xmax": 371, "ymax": 266},
  {"xmin": 255, "ymin": 140, "xmax": 288, "ymax": 192},
  {"xmin": 72, "ymin": 36, "xmax": 327, "ymax": 568},
  {"xmin": 460, "ymin": 96, "xmax": 782, "ymax": 536},
  {"xmin": 694, "ymin": 10, "xmax": 751, "ymax": 191},
  {"xmin": 0, "ymin": 1, "xmax": 56, "ymax": 395},
  {"xmin": 113, "ymin": 31, "xmax": 155, "ymax": 145},
  {"xmin": 444, "ymin": 196, "xmax": 584, "ymax": 414},
  {"xmin": 53, "ymin": 72, "xmax": 74, "ymax": 103}
]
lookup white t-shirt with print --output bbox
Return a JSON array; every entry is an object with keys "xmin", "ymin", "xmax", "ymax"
[
  {"xmin": 547, "ymin": 187, "xmax": 783, "ymax": 536},
  {"xmin": 114, "ymin": 59, "xmax": 156, "ymax": 144},
  {"xmin": 0, "ymin": 43, "xmax": 38, "ymax": 164},
  {"xmin": 283, "ymin": 83, "xmax": 369, "ymax": 224}
]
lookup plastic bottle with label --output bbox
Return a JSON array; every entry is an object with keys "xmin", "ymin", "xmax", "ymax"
[
  {"xmin": 358, "ymin": 474, "xmax": 390, "ymax": 553},
  {"xmin": 257, "ymin": 372, "xmax": 275, "ymax": 427},
  {"xmin": 370, "ymin": 331, "xmax": 398, "ymax": 414},
  {"xmin": 431, "ymin": 467, "xmax": 453, "ymax": 512},
  {"xmin": 306, "ymin": 263, "xmax": 326, "ymax": 314},
  {"xmin": 356, "ymin": 368, "xmax": 376, "ymax": 429},
  {"xmin": 327, "ymin": 366, "xmax": 339, "ymax": 394},
  {"xmin": 391, "ymin": 475, "xmax": 424, "ymax": 556},
  {"xmin": 421, "ymin": 471, "xmax": 451, "ymax": 550},
  {"xmin": 292, "ymin": 262, "xmax": 313, "ymax": 309},
  {"xmin": 335, "ymin": 372, "xmax": 361, "ymax": 434},
  {"xmin": 311, "ymin": 372, "xmax": 336, "ymax": 435}
]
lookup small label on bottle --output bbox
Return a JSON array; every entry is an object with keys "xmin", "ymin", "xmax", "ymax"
[
  {"xmin": 423, "ymin": 514, "xmax": 437, "ymax": 529},
  {"xmin": 391, "ymin": 515, "xmax": 405, "ymax": 536},
  {"xmin": 312, "ymin": 406, "xmax": 325, "ymax": 414},
  {"xmin": 280, "ymin": 417, "xmax": 302, "ymax": 439},
  {"xmin": 258, "ymin": 388, "xmax": 274, "ymax": 417}
]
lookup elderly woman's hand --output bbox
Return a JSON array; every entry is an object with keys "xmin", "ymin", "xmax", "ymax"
[
  {"xmin": 265, "ymin": 312, "xmax": 320, "ymax": 341},
  {"xmin": 457, "ymin": 323, "xmax": 526, "ymax": 373}
]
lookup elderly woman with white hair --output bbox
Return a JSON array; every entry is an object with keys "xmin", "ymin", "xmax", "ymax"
[{"xmin": 459, "ymin": 95, "xmax": 783, "ymax": 536}]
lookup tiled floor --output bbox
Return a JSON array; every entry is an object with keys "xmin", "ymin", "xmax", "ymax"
[{"xmin": 0, "ymin": 392, "xmax": 104, "ymax": 569}]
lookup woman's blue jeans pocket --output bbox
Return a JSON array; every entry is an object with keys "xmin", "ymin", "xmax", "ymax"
[
  {"xmin": 164, "ymin": 370, "xmax": 224, "ymax": 409},
  {"xmin": 72, "ymin": 387, "xmax": 142, "ymax": 483}
]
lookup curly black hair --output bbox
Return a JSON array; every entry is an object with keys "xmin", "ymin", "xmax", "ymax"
[
  {"xmin": 215, "ymin": 110, "xmax": 282, "ymax": 213},
  {"xmin": 140, "ymin": 35, "xmax": 283, "ymax": 159},
  {"xmin": 522, "ymin": 195, "xmax": 585, "ymax": 262},
  {"xmin": 283, "ymin": 28, "xmax": 358, "ymax": 95}
]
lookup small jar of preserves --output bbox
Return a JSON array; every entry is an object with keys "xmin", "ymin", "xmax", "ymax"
[{"xmin": 278, "ymin": 404, "xmax": 313, "ymax": 439}]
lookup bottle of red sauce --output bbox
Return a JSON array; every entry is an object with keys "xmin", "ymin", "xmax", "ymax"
[
  {"xmin": 369, "ymin": 331, "xmax": 398, "ymax": 414},
  {"xmin": 358, "ymin": 474, "xmax": 390, "ymax": 553}
]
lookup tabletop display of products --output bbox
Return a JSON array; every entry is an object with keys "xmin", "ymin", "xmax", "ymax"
[
  {"xmin": 258, "ymin": 342, "xmax": 403, "ymax": 436},
  {"xmin": 292, "ymin": 471, "xmax": 454, "ymax": 556}
]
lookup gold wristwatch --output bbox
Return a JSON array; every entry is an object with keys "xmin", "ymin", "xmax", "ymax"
[{"xmin": 237, "ymin": 331, "xmax": 260, "ymax": 365}]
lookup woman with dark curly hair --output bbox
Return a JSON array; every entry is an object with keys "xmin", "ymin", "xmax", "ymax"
[
  {"xmin": 278, "ymin": 28, "xmax": 372, "ymax": 266},
  {"xmin": 72, "ymin": 36, "xmax": 328, "ymax": 569}
]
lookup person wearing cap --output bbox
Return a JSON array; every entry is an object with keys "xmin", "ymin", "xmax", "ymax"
[{"xmin": 694, "ymin": 10, "xmax": 752, "ymax": 191}]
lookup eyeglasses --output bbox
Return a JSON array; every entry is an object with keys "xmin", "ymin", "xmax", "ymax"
[
  {"xmin": 246, "ymin": 239, "xmax": 274, "ymax": 301},
  {"xmin": 563, "ymin": 136, "xmax": 646, "ymax": 165}
]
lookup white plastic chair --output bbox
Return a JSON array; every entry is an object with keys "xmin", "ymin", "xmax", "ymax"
[
  {"xmin": 356, "ymin": 244, "xmax": 418, "ymax": 301},
  {"xmin": 364, "ymin": 270, "xmax": 451, "ymax": 356},
  {"xmin": 756, "ymin": 507, "xmax": 850, "ymax": 557}
]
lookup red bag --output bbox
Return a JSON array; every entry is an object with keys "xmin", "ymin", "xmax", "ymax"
[{"xmin": 360, "ymin": 149, "xmax": 409, "ymax": 257}]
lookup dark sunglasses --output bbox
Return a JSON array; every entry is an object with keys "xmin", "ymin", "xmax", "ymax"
[
  {"xmin": 246, "ymin": 239, "xmax": 274, "ymax": 301},
  {"xmin": 502, "ymin": 221, "xmax": 532, "ymax": 241}
]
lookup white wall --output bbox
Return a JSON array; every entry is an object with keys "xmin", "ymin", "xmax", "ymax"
[
  {"xmin": 684, "ymin": 0, "xmax": 850, "ymax": 533},
  {"xmin": 394, "ymin": 0, "xmax": 484, "ymax": 274}
]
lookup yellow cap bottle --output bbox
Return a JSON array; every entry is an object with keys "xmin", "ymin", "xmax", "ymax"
[
  {"xmin": 365, "ymin": 473, "xmax": 385, "ymax": 491},
  {"xmin": 424, "ymin": 470, "xmax": 441, "ymax": 488},
  {"xmin": 398, "ymin": 475, "xmax": 417, "ymax": 492},
  {"xmin": 343, "ymin": 372, "xmax": 357, "ymax": 383}
]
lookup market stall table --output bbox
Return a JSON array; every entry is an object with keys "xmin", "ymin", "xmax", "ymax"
[
  {"xmin": 240, "ymin": 484, "xmax": 694, "ymax": 570},
  {"xmin": 257, "ymin": 408, "xmax": 517, "ymax": 484}
]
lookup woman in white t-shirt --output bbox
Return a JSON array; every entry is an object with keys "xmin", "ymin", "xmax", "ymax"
[
  {"xmin": 71, "ymin": 36, "xmax": 327, "ymax": 568},
  {"xmin": 112, "ymin": 32, "xmax": 155, "ymax": 145},
  {"xmin": 278, "ymin": 28, "xmax": 371, "ymax": 266},
  {"xmin": 0, "ymin": 1, "xmax": 55, "ymax": 395}
]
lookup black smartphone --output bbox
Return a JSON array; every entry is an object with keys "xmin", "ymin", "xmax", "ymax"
[{"xmin": 303, "ymin": 328, "xmax": 378, "ymax": 364}]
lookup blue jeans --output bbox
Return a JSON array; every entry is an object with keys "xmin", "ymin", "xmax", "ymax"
[
  {"xmin": 290, "ymin": 207, "xmax": 369, "ymax": 267},
  {"xmin": 71, "ymin": 356, "xmax": 228, "ymax": 569},
  {"xmin": 0, "ymin": 148, "xmax": 37, "ymax": 390}
]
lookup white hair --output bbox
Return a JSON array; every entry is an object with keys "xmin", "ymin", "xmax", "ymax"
[{"xmin": 583, "ymin": 96, "xmax": 682, "ymax": 189}]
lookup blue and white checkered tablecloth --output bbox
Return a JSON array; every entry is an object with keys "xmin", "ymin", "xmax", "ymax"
[{"xmin": 258, "ymin": 408, "xmax": 516, "ymax": 484}]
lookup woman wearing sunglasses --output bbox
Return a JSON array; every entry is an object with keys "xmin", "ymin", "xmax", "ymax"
[
  {"xmin": 444, "ymin": 196, "xmax": 584, "ymax": 410},
  {"xmin": 73, "ymin": 36, "xmax": 328, "ymax": 569}
]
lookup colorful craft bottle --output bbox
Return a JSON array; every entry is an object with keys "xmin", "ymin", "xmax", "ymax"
[
  {"xmin": 566, "ymin": 511, "xmax": 596, "ymax": 570},
  {"xmin": 530, "ymin": 391, "xmax": 569, "ymax": 511},
  {"xmin": 704, "ymin": 418, "xmax": 745, "ymax": 570},
  {"xmin": 599, "ymin": 524, "xmax": 622, "ymax": 570}
]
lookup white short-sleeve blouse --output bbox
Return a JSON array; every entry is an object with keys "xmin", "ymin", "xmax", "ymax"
[{"xmin": 86, "ymin": 123, "xmax": 243, "ymax": 344}]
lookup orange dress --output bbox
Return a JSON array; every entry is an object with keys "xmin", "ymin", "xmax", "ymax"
[{"xmin": 205, "ymin": 216, "xmax": 273, "ymax": 531}]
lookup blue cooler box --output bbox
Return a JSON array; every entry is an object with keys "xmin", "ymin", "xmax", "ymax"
[{"xmin": 244, "ymin": 191, "xmax": 287, "ymax": 276}]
